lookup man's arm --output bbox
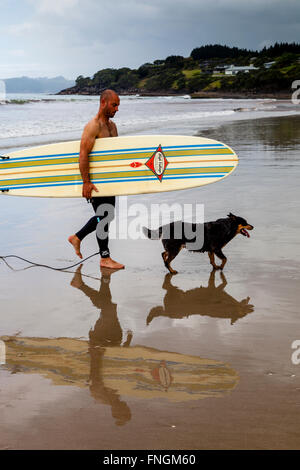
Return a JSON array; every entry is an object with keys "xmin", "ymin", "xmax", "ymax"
[{"xmin": 79, "ymin": 121, "xmax": 99, "ymax": 199}]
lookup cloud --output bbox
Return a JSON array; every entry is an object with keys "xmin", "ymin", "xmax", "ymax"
[
  {"xmin": 5, "ymin": 22, "xmax": 34, "ymax": 36},
  {"xmin": 29, "ymin": 0, "xmax": 79, "ymax": 15},
  {"xmin": 2, "ymin": 0, "xmax": 300, "ymax": 78}
]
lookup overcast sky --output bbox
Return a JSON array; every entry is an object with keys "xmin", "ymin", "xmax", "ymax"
[{"xmin": 1, "ymin": 0, "xmax": 299, "ymax": 79}]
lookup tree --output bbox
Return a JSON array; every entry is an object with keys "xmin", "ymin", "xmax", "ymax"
[
  {"xmin": 273, "ymin": 53, "xmax": 299, "ymax": 68},
  {"xmin": 165, "ymin": 55, "xmax": 185, "ymax": 69},
  {"xmin": 191, "ymin": 44, "xmax": 254, "ymax": 61},
  {"xmin": 186, "ymin": 73, "xmax": 211, "ymax": 93},
  {"xmin": 75, "ymin": 75, "xmax": 91, "ymax": 88},
  {"xmin": 116, "ymin": 70, "xmax": 139, "ymax": 90},
  {"xmin": 92, "ymin": 69, "xmax": 118, "ymax": 88}
]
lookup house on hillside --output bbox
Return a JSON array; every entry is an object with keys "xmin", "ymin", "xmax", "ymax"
[
  {"xmin": 264, "ymin": 61, "xmax": 276, "ymax": 69},
  {"xmin": 225, "ymin": 65, "xmax": 258, "ymax": 75},
  {"xmin": 213, "ymin": 65, "xmax": 228, "ymax": 74}
]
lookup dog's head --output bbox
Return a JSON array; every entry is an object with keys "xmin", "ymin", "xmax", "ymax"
[{"xmin": 227, "ymin": 213, "xmax": 254, "ymax": 238}]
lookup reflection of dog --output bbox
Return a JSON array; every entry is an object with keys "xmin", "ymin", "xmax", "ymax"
[
  {"xmin": 147, "ymin": 271, "xmax": 254, "ymax": 326},
  {"xmin": 143, "ymin": 213, "xmax": 254, "ymax": 274}
]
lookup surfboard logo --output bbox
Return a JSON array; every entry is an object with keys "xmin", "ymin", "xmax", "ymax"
[
  {"xmin": 130, "ymin": 161, "xmax": 142, "ymax": 168},
  {"xmin": 145, "ymin": 145, "xmax": 169, "ymax": 181}
]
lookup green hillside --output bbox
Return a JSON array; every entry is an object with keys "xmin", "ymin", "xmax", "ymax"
[{"xmin": 58, "ymin": 43, "xmax": 300, "ymax": 96}]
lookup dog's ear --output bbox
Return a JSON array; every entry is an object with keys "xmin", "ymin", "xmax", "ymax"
[{"xmin": 227, "ymin": 213, "xmax": 236, "ymax": 219}]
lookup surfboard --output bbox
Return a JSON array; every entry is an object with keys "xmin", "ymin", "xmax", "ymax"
[{"xmin": 0, "ymin": 135, "xmax": 238, "ymax": 197}]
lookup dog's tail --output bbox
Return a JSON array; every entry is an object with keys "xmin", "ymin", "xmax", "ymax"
[{"xmin": 142, "ymin": 226, "xmax": 163, "ymax": 240}]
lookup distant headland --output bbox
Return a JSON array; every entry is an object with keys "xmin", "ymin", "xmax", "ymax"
[
  {"xmin": 57, "ymin": 43, "xmax": 300, "ymax": 99},
  {"xmin": 2, "ymin": 76, "xmax": 75, "ymax": 94}
]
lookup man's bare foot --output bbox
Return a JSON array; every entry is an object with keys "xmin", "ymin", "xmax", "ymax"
[
  {"xmin": 68, "ymin": 234, "xmax": 83, "ymax": 259},
  {"xmin": 100, "ymin": 257, "xmax": 125, "ymax": 270}
]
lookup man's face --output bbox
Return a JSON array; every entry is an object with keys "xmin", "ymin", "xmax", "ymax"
[{"xmin": 104, "ymin": 95, "xmax": 120, "ymax": 118}]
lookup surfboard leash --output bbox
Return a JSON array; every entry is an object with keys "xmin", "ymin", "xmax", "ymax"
[{"xmin": 0, "ymin": 252, "xmax": 99, "ymax": 271}]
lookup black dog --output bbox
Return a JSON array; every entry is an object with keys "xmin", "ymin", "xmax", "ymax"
[{"xmin": 143, "ymin": 213, "xmax": 253, "ymax": 274}]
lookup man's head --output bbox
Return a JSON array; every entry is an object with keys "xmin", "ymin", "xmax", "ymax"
[{"xmin": 100, "ymin": 89, "xmax": 120, "ymax": 118}]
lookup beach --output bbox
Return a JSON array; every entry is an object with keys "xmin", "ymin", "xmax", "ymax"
[{"xmin": 0, "ymin": 95, "xmax": 300, "ymax": 449}]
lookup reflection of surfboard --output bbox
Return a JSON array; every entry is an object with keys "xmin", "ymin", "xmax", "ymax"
[
  {"xmin": 0, "ymin": 135, "xmax": 238, "ymax": 197},
  {"xmin": 151, "ymin": 361, "xmax": 173, "ymax": 391},
  {"xmin": 1, "ymin": 336, "xmax": 239, "ymax": 402}
]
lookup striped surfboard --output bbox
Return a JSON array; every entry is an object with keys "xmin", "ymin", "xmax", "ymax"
[{"xmin": 0, "ymin": 135, "xmax": 238, "ymax": 197}]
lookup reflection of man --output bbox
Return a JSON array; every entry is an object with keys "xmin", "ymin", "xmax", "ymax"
[
  {"xmin": 68, "ymin": 89, "xmax": 124, "ymax": 270},
  {"xmin": 147, "ymin": 271, "xmax": 254, "ymax": 325},
  {"xmin": 70, "ymin": 265, "xmax": 132, "ymax": 426}
]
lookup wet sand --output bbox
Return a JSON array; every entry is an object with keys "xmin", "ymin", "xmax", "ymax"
[{"xmin": 1, "ymin": 115, "xmax": 300, "ymax": 449}]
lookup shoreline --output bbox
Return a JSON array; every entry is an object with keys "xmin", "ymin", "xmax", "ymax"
[
  {"xmin": 57, "ymin": 88, "xmax": 292, "ymax": 100},
  {"xmin": 190, "ymin": 91, "xmax": 292, "ymax": 100}
]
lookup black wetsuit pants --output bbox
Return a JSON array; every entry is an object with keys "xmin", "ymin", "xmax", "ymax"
[{"xmin": 76, "ymin": 196, "xmax": 116, "ymax": 258}]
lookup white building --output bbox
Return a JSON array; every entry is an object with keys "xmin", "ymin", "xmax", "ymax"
[
  {"xmin": 264, "ymin": 61, "xmax": 276, "ymax": 69},
  {"xmin": 225, "ymin": 65, "xmax": 258, "ymax": 75}
]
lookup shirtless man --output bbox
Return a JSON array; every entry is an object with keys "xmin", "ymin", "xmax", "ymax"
[{"xmin": 68, "ymin": 89, "xmax": 124, "ymax": 269}]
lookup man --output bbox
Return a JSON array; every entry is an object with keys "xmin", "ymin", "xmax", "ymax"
[{"xmin": 68, "ymin": 89, "xmax": 124, "ymax": 269}]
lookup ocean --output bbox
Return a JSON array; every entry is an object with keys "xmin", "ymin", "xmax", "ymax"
[{"xmin": 0, "ymin": 92, "xmax": 298, "ymax": 151}]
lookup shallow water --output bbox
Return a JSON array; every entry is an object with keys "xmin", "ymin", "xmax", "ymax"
[{"xmin": 0, "ymin": 98, "xmax": 300, "ymax": 449}]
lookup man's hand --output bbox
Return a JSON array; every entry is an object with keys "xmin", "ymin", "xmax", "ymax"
[{"xmin": 82, "ymin": 181, "xmax": 99, "ymax": 200}]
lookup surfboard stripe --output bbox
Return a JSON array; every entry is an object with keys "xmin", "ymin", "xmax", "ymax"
[
  {"xmin": 1, "ymin": 158, "xmax": 238, "ymax": 178},
  {"xmin": 4, "ymin": 143, "xmax": 228, "ymax": 162},
  {"xmin": 0, "ymin": 148, "xmax": 235, "ymax": 170},
  {"xmin": 0, "ymin": 166, "xmax": 234, "ymax": 189},
  {"xmin": 0, "ymin": 174, "xmax": 228, "ymax": 191}
]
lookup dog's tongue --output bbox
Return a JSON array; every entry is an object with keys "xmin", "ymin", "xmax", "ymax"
[{"xmin": 241, "ymin": 228, "xmax": 250, "ymax": 238}]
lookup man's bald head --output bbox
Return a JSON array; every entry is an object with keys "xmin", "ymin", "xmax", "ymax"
[
  {"xmin": 100, "ymin": 89, "xmax": 120, "ymax": 118},
  {"xmin": 100, "ymin": 89, "xmax": 119, "ymax": 103}
]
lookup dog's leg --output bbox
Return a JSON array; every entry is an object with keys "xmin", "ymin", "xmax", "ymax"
[
  {"xmin": 208, "ymin": 251, "xmax": 220, "ymax": 270},
  {"xmin": 163, "ymin": 244, "xmax": 183, "ymax": 275},
  {"xmin": 161, "ymin": 251, "xmax": 172, "ymax": 272},
  {"xmin": 162, "ymin": 251, "xmax": 168, "ymax": 265},
  {"xmin": 214, "ymin": 249, "xmax": 227, "ymax": 270}
]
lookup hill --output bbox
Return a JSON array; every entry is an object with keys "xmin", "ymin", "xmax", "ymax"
[
  {"xmin": 4, "ymin": 76, "xmax": 75, "ymax": 93},
  {"xmin": 57, "ymin": 43, "xmax": 300, "ymax": 97}
]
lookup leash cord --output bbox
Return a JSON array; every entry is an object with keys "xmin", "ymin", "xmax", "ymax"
[{"xmin": 0, "ymin": 252, "xmax": 99, "ymax": 271}]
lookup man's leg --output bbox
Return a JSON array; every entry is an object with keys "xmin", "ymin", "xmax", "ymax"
[
  {"xmin": 91, "ymin": 197, "xmax": 124, "ymax": 269},
  {"xmin": 68, "ymin": 197, "xmax": 114, "ymax": 259},
  {"xmin": 68, "ymin": 212, "xmax": 99, "ymax": 259},
  {"xmin": 69, "ymin": 196, "xmax": 124, "ymax": 269},
  {"xmin": 91, "ymin": 196, "xmax": 115, "ymax": 259}
]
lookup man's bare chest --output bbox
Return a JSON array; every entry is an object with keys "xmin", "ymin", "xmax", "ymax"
[{"xmin": 96, "ymin": 121, "xmax": 115, "ymax": 138}]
